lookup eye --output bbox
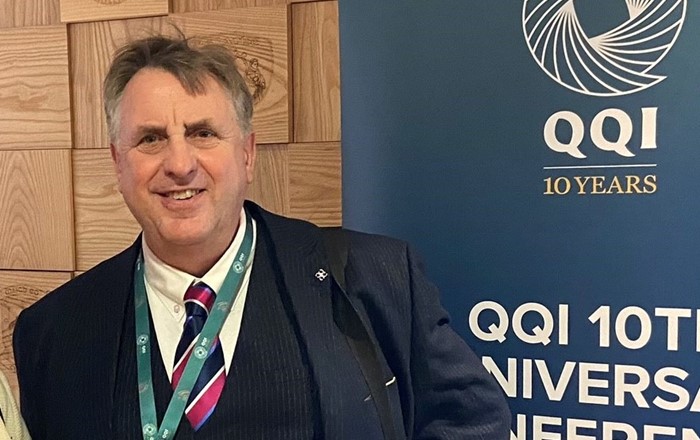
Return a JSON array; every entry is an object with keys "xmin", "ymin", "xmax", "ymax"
[
  {"xmin": 192, "ymin": 129, "xmax": 216, "ymax": 139},
  {"xmin": 139, "ymin": 133, "xmax": 161, "ymax": 145},
  {"xmin": 135, "ymin": 133, "xmax": 166, "ymax": 153},
  {"xmin": 189, "ymin": 128, "xmax": 219, "ymax": 148}
]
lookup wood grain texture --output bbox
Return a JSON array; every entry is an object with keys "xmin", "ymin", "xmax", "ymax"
[
  {"xmin": 0, "ymin": 150, "xmax": 75, "ymax": 270},
  {"xmin": 70, "ymin": 16, "xmax": 169, "ymax": 149},
  {"xmin": 170, "ymin": 6, "xmax": 290, "ymax": 144},
  {"xmin": 292, "ymin": 1, "xmax": 340, "ymax": 143},
  {"xmin": 0, "ymin": 270, "xmax": 71, "ymax": 401},
  {"xmin": 60, "ymin": 0, "xmax": 169, "ymax": 23},
  {"xmin": 0, "ymin": 0, "xmax": 61, "ymax": 28},
  {"xmin": 0, "ymin": 25, "xmax": 71, "ymax": 150},
  {"xmin": 71, "ymin": 8, "xmax": 288, "ymax": 148},
  {"xmin": 288, "ymin": 142, "xmax": 341, "ymax": 226},
  {"xmin": 172, "ymin": 0, "xmax": 287, "ymax": 13},
  {"xmin": 248, "ymin": 143, "xmax": 289, "ymax": 216},
  {"xmin": 73, "ymin": 148, "xmax": 140, "ymax": 271}
]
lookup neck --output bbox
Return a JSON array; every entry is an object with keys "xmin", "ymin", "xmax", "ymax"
[
  {"xmin": 160, "ymin": 250, "xmax": 222, "ymax": 278},
  {"xmin": 145, "ymin": 232, "xmax": 236, "ymax": 278}
]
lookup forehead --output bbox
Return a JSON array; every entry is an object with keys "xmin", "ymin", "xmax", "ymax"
[{"xmin": 117, "ymin": 68, "xmax": 234, "ymax": 127}]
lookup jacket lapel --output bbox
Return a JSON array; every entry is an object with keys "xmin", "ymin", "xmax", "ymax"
[{"xmin": 247, "ymin": 202, "xmax": 384, "ymax": 439}]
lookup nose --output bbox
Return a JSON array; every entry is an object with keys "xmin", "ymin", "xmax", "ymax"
[{"xmin": 162, "ymin": 135, "xmax": 197, "ymax": 180}]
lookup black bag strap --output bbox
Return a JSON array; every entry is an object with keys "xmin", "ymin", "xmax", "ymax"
[
  {"xmin": 321, "ymin": 227, "xmax": 349, "ymax": 291},
  {"xmin": 321, "ymin": 227, "xmax": 400, "ymax": 440}
]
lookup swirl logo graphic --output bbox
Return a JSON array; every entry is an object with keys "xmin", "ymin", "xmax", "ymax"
[{"xmin": 523, "ymin": 0, "xmax": 686, "ymax": 96}]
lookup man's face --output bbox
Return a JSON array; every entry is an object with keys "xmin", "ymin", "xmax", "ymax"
[{"xmin": 110, "ymin": 68, "xmax": 255, "ymax": 259}]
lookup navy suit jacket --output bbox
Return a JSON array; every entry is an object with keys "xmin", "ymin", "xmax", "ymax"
[{"xmin": 14, "ymin": 202, "xmax": 510, "ymax": 439}]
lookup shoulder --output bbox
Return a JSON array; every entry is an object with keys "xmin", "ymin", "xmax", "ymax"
[
  {"xmin": 16, "ymin": 242, "xmax": 139, "ymax": 328},
  {"xmin": 246, "ymin": 200, "xmax": 400, "ymax": 243},
  {"xmin": 246, "ymin": 200, "xmax": 414, "ymax": 281},
  {"xmin": 343, "ymin": 229, "xmax": 408, "ymax": 257},
  {"xmin": 248, "ymin": 199, "xmax": 411, "ymax": 265},
  {"xmin": 246, "ymin": 200, "xmax": 319, "ymax": 235}
]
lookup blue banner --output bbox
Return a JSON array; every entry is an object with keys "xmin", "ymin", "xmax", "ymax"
[{"xmin": 340, "ymin": 1, "xmax": 700, "ymax": 437}]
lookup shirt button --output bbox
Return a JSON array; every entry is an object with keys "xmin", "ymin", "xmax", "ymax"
[{"xmin": 174, "ymin": 305, "xmax": 181, "ymax": 314}]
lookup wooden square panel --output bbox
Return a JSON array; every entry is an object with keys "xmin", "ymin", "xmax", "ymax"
[
  {"xmin": 289, "ymin": 142, "xmax": 340, "ymax": 226},
  {"xmin": 73, "ymin": 148, "xmax": 140, "ymax": 271},
  {"xmin": 170, "ymin": 6, "xmax": 290, "ymax": 144},
  {"xmin": 292, "ymin": 0, "xmax": 340, "ymax": 143},
  {"xmin": 0, "ymin": 270, "xmax": 71, "ymax": 401},
  {"xmin": 0, "ymin": 150, "xmax": 74, "ymax": 270},
  {"xmin": 0, "ymin": 25, "xmax": 70, "ymax": 150},
  {"xmin": 60, "ymin": 0, "xmax": 169, "ymax": 23},
  {"xmin": 70, "ymin": 16, "xmax": 168, "ymax": 149},
  {"xmin": 0, "ymin": 0, "xmax": 61, "ymax": 28},
  {"xmin": 248, "ymin": 144, "xmax": 289, "ymax": 216}
]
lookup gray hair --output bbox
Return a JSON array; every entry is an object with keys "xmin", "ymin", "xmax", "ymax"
[{"xmin": 103, "ymin": 35, "xmax": 253, "ymax": 141}]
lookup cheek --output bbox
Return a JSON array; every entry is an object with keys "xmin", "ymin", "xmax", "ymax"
[
  {"xmin": 116, "ymin": 167, "xmax": 134, "ymax": 197},
  {"xmin": 206, "ymin": 149, "xmax": 247, "ymax": 183},
  {"xmin": 116, "ymin": 157, "xmax": 152, "ymax": 195}
]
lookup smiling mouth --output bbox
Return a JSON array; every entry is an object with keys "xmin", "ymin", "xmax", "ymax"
[{"xmin": 166, "ymin": 189, "xmax": 203, "ymax": 200}]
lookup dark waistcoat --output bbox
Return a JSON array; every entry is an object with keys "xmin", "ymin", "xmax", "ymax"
[{"xmin": 111, "ymin": 228, "xmax": 318, "ymax": 439}]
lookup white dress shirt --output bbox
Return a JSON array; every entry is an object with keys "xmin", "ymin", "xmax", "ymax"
[{"xmin": 142, "ymin": 208, "xmax": 256, "ymax": 380}]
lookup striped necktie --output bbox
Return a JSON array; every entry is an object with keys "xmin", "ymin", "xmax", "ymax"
[{"xmin": 172, "ymin": 281, "xmax": 226, "ymax": 431}]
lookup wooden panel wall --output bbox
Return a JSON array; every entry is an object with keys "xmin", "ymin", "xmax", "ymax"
[{"xmin": 0, "ymin": 0, "xmax": 341, "ymax": 401}]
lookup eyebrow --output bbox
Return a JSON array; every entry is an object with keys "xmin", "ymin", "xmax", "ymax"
[
  {"xmin": 133, "ymin": 124, "xmax": 168, "ymax": 139},
  {"xmin": 184, "ymin": 119, "xmax": 215, "ymax": 134}
]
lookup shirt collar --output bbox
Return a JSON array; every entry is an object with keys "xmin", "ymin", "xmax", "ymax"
[{"xmin": 142, "ymin": 208, "xmax": 252, "ymax": 304}]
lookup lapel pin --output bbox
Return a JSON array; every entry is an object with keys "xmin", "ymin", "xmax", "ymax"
[{"xmin": 315, "ymin": 269, "xmax": 328, "ymax": 281}]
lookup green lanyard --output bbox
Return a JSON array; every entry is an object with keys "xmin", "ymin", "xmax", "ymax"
[{"xmin": 133, "ymin": 213, "xmax": 254, "ymax": 440}]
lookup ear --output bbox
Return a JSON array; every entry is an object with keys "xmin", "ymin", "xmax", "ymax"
[
  {"xmin": 110, "ymin": 143, "xmax": 124, "ymax": 193},
  {"xmin": 243, "ymin": 132, "xmax": 257, "ymax": 184}
]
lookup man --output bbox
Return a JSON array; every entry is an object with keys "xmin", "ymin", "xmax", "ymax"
[
  {"xmin": 13, "ymin": 35, "xmax": 510, "ymax": 439},
  {"xmin": 0, "ymin": 371, "xmax": 30, "ymax": 440}
]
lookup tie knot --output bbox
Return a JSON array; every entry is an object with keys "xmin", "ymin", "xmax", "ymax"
[{"xmin": 184, "ymin": 281, "xmax": 216, "ymax": 314}]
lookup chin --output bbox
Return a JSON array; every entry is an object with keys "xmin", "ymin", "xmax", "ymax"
[
  {"xmin": 165, "ymin": 232, "xmax": 213, "ymax": 247},
  {"xmin": 156, "ymin": 224, "xmax": 214, "ymax": 248}
]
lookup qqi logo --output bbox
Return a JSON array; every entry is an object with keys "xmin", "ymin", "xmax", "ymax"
[
  {"xmin": 523, "ymin": 0, "xmax": 687, "ymax": 196},
  {"xmin": 523, "ymin": 0, "xmax": 686, "ymax": 97}
]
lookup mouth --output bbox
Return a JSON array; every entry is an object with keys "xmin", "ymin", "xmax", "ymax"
[{"xmin": 163, "ymin": 189, "xmax": 203, "ymax": 200}]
